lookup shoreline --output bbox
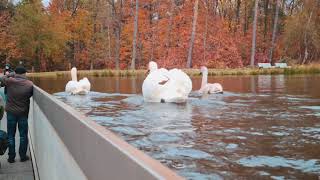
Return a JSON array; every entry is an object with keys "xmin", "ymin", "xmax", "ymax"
[{"xmin": 27, "ymin": 64, "xmax": 320, "ymax": 78}]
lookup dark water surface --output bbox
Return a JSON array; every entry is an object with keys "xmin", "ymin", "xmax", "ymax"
[{"xmin": 31, "ymin": 75, "xmax": 320, "ymax": 180}]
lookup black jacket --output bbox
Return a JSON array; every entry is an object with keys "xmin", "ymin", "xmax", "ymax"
[{"xmin": 0, "ymin": 74, "xmax": 33, "ymax": 116}]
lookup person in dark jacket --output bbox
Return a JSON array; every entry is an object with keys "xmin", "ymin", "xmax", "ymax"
[{"xmin": 0, "ymin": 65, "xmax": 33, "ymax": 163}]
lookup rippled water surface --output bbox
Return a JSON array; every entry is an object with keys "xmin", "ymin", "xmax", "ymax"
[{"xmin": 32, "ymin": 75, "xmax": 320, "ymax": 179}]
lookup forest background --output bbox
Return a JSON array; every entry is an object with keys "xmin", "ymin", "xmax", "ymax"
[{"xmin": 0, "ymin": 0, "xmax": 319, "ymax": 72}]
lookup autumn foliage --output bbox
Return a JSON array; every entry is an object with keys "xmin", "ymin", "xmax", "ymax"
[{"xmin": 0, "ymin": 0, "xmax": 319, "ymax": 71}]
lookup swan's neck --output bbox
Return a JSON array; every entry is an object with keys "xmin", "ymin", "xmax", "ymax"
[
  {"xmin": 149, "ymin": 67, "xmax": 157, "ymax": 73},
  {"xmin": 201, "ymin": 72, "xmax": 208, "ymax": 89},
  {"xmin": 71, "ymin": 68, "xmax": 77, "ymax": 81}
]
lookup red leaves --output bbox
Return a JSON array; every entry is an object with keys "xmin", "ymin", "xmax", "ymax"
[{"xmin": 119, "ymin": 0, "xmax": 244, "ymax": 69}]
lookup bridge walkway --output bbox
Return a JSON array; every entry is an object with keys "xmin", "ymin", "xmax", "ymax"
[{"xmin": 0, "ymin": 114, "xmax": 34, "ymax": 180}]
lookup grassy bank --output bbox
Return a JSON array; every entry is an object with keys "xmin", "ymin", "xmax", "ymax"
[{"xmin": 27, "ymin": 64, "xmax": 320, "ymax": 78}]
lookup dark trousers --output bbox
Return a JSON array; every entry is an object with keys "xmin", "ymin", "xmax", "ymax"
[{"xmin": 7, "ymin": 112, "xmax": 28, "ymax": 159}]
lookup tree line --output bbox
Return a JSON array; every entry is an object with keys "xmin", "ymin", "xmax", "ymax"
[{"xmin": 0, "ymin": 0, "xmax": 319, "ymax": 71}]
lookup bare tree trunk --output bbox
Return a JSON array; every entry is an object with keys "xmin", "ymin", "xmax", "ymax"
[
  {"xmin": 165, "ymin": 0, "xmax": 175, "ymax": 58},
  {"xmin": 203, "ymin": 2, "xmax": 209, "ymax": 62},
  {"xmin": 268, "ymin": 0, "xmax": 280, "ymax": 64},
  {"xmin": 150, "ymin": 26, "xmax": 155, "ymax": 61},
  {"xmin": 150, "ymin": 2, "xmax": 155, "ymax": 62},
  {"xmin": 115, "ymin": 28, "xmax": 120, "ymax": 70},
  {"xmin": 302, "ymin": 46, "xmax": 308, "ymax": 64},
  {"xmin": 107, "ymin": 25, "xmax": 111, "ymax": 60},
  {"xmin": 302, "ymin": 9, "xmax": 314, "ymax": 64},
  {"xmin": 131, "ymin": 0, "xmax": 139, "ymax": 70},
  {"xmin": 90, "ymin": 0, "xmax": 100, "ymax": 70},
  {"xmin": 110, "ymin": 0, "xmax": 123, "ymax": 70},
  {"xmin": 289, "ymin": 0, "xmax": 295, "ymax": 15},
  {"xmin": 69, "ymin": 0, "xmax": 80, "ymax": 69},
  {"xmin": 264, "ymin": 0, "xmax": 269, "ymax": 38},
  {"xmin": 39, "ymin": 49, "xmax": 47, "ymax": 72},
  {"xmin": 130, "ymin": 0, "xmax": 134, "ymax": 15},
  {"xmin": 73, "ymin": 40, "xmax": 77, "ymax": 67},
  {"xmin": 243, "ymin": 0, "xmax": 248, "ymax": 36},
  {"xmin": 150, "ymin": 0, "xmax": 159, "ymax": 62},
  {"xmin": 250, "ymin": 0, "xmax": 259, "ymax": 67},
  {"xmin": 187, "ymin": 0, "xmax": 199, "ymax": 68},
  {"xmin": 235, "ymin": 0, "xmax": 241, "ymax": 32}
]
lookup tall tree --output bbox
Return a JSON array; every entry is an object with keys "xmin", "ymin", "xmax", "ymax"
[
  {"xmin": 268, "ymin": 0, "xmax": 280, "ymax": 63},
  {"xmin": 236, "ymin": 0, "xmax": 241, "ymax": 27},
  {"xmin": 150, "ymin": 0, "xmax": 159, "ymax": 62},
  {"xmin": 203, "ymin": 0, "xmax": 209, "ymax": 62},
  {"xmin": 130, "ymin": 0, "xmax": 139, "ymax": 70},
  {"xmin": 109, "ymin": 0, "xmax": 123, "ymax": 70},
  {"xmin": 164, "ymin": 0, "xmax": 175, "ymax": 58},
  {"xmin": 250, "ymin": 0, "xmax": 259, "ymax": 67},
  {"xmin": 90, "ymin": 0, "xmax": 100, "ymax": 70},
  {"xmin": 186, "ymin": 0, "xmax": 199, "ymax": 68},
  {"xmin": 12, "ymin": 0, "xmax": 60, "ymax": 71},
  {"xmin": 243, "ymin": 0, "xmax": 249, "ymax": 36},
  {"xmin": 264, "ymin": 0, "xmax": 269, "ymax": 38},
  {"xmin": 302, "ymin": 6, "xmax": 314, "ymax": 64},
  {"xmin": 283, "ymin": 0, "xmax": 320, "ymax": 64},
  {"xmin": 0, "ymin": 0, "xmax": 19, "ymax": 65}
]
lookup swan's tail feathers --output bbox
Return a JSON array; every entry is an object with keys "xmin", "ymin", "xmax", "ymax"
[
  {"xmin": 210, "ymin": 83, "xmax": 223, "ymax": 94},
  {"xmin": 79, "ymin": 77, "xmax": 91, "ymax": 92}
]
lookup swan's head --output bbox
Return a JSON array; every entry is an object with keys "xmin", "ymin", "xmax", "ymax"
[
  {"xmin": 200, "ymin": 66, "xmax": 208, "ymax": 75},
  {"xmin": 148, "ymin": 61, "xmax": 158, "ymax": 73},
  {"xmin": 71, "ymin": 67, "xmax": 77, "ymax": 81}
]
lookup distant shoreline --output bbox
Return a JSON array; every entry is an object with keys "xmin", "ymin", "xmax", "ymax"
[{"xmin": 27, "ymin": 64, "xmax": 320, "ymax": 78}]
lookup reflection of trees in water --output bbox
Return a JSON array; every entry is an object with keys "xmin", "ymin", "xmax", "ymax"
[
  {"xmin": 32, "ymin": 77, "xmax": 67, "ymax": 93},
  {"xmin": 251, "ymin": 76, "xmax": 256, "ymax": 94},
  {"xmin": 115, "ymin": 76, "xmax": 120, "ymax": 93},
  {"xmin": 131, "ymin": 77, "xmax": 136, "ymax": 94},
  {"xmin": 257, "ymin": 75, "xmax": 272, "ymax": 92},
  {"xmin": 189, "ymin": 90, "xmax": 320, "ymax": 178},
  {"xmin": 256, "ymin": 75, "xmax": 285, "ymax": 93},
  {"xmin": 273, "ymin": 75, "xmax": 285, "ymax": 91}
]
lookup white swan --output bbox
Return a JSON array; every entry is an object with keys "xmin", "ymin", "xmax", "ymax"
[
  {"xmin": 142, "ymin": 61, "xmax": 192, "ymax": 103},
  {"xmin": 199, "ymin": 66, "xmax": 223, "ymax": 94},
  {"xmin": 65, "ymin": 67, "xmax": 91, "ymax": 95}
]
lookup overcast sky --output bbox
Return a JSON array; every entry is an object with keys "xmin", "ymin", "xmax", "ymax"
[
  {"xmin": 42, "ymin": 0, "xmax": 50, "ymax": 7},
  {"xmin": 13, "ymin": 0, "xmax": 50, "ymax": 7}
]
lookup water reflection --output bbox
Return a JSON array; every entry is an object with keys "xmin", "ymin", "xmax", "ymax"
[{"xmin": 33, "ymin": 75, "xmax": 320, "ymax": 179}]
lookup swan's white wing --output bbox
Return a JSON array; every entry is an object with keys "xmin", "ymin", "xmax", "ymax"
[
  {"xmin": 208, "ymin": 83, "xmax": 223, "ymax": 93},
  {"xmin": 142, "ymin": 68, "xmax": 192, "ymax": 103},
  {"xmin": 142, "ymin": 69, "xmax": 170, "ymax": 102},
  {"xmin": 66, "ymin": 80, "xmax": 89, "ymax": 95},
  {"xmin": 168, "ymin": 68, "xmax": 192, "ymax": 96},
  {"xmin": 79, "ymin": 77, "xmax": 91, "ymax": 92},
  {"xmin": 65, "ymin": 81, "xmax": 79, "ymax": 94}
]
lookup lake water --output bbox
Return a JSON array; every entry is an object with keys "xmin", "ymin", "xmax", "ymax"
[{"xmin": 31, "ymin": 75, "xmax": 320, "ymax": 180}]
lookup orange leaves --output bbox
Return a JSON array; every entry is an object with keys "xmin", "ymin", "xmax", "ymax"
[
  {"xmin": 117, "ymin": 0, "xmax": 244, "ymax": 69},
  {"xmin": 4, "ymin": 0, "xmax": 308, "ymax": 71}
]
